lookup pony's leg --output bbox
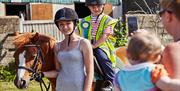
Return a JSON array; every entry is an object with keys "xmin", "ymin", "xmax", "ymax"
[
  {"xmin": 49, "ymin": 78, "xmax": 56, "ymax": 91},
  {"xmin": 51, "ymin": 83, "xmax": 56, "ymax": 91},
  {"xmin": 91, "ymin": 82, "xmax": 95, "ymax": 91}
]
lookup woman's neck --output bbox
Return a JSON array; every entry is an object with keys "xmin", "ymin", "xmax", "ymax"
[{"xmin": 64, "ymin": 33, "xmax": 77, "ymax": 41}]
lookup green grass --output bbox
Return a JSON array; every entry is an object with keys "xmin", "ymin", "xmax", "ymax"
[
  {"xmin": 0, "ymin": 61, "xmax": 51, "ymax": 91},
  {"xmin": 0, "ymin": 79, "xmax": 51, "ymax": 91}
]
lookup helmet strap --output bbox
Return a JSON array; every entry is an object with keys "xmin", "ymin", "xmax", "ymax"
[
  {"xmin": 68, "ymin": 30, "xmax": 74, "ymax": 46},
  {"xmin": 67, "ymin": 21, "xmax": 77, "ymax": 46}
]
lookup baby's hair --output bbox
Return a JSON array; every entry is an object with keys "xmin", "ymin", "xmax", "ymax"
[{"xmin": 127, "ymin": 30, "xmax": 162, "ymax": 62}]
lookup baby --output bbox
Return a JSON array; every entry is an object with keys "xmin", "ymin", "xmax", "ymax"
[{"xmin": 114, "ymin": 30, "xmax": 180, "ymax": 91}]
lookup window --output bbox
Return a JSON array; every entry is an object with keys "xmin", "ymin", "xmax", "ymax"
[{"xmin": 0, "ymin": 0, "xmax": 10, "ymax": 2}]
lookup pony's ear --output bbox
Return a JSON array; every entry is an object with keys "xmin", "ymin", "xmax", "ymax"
[
  {"xmin": 14, "ymin": 32, "xmax": 19, "ymax": 36},
  {"xmin": 31, "ymin": 32, "xmax": 39, "ymax": 43}
]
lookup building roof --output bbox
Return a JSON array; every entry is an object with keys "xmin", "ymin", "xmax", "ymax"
[{"xmin": 0, "ymin": 0, "xmax": 120, "ymax": 5}]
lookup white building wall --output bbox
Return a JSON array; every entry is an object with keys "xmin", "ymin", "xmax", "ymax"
[
  {"xmin": 0, "ymin": 2, "xmax": 5, "ymax": 16},
  {"xmin": 52, "ymin": 4, "xmax": 74, "ymax": 19},
  {"xmin": 113, "ymin": 5, "xmax": 122, "ymax": 18},
  {"xmin": 112, "ymin": 0, "xmax": 123, "ymax": 18},
  {"xmin": 80, "ymin": 0, "xmax": 85, "ymax": 2}
]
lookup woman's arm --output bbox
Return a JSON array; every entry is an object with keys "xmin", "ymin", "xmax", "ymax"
[
  {"xmin": 152, "ymin": 64, "xmax": 180, "ymax": 91},
  {"xmin": 43, "ymin": 58, "xmax": 60, "ymax": 78},
  {"xmin": 81, "ymin": 39, "xmax": 94, "ymax": 91},
  {"xmin": 156, "ymin": 76, "xmax": 180, "ymax": 91}
]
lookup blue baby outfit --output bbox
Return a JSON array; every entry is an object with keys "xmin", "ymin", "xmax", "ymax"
[{"xmin": 115, "ymin": 62, "xmax": 158, "ymax": 91}]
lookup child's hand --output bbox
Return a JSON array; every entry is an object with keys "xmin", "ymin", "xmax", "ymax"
[{"xmin": 151, "ymin": 64, "xmax": 169, "ymax": 83}]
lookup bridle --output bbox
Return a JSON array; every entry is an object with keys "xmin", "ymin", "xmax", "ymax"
[
  {"xmin": 17, "ymin": 44, "xmax": 50, "ymax": 91},
  {"xmin": 18, "ymin": 45, "xmax": 43, "ymax": 74}
]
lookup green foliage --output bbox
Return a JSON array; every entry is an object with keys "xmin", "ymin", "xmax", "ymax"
[
  {"xmin": 113, "ymin": 19, "xmax": 128, "ymax": 48},
  {"xmin": 0, "ymin": 61, "xmax": 16, "ymax": 82}
]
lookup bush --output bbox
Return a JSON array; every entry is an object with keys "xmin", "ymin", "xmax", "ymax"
[
  {"xmin": 0, "ymin": 61, "xmax": 16, "ymax": 81},
  {"xmin": 113, "ymin": 19, "xmax": 128, "ymax": 48}
]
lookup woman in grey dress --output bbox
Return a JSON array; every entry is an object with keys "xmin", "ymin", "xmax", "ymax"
[{"xmin": 43, "ymin": 7, "xmax": 94, "ymax": 91}]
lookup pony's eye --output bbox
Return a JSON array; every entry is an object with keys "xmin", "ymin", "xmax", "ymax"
[{"xmin": 27, "ymin": 53, "xmax": 38, "ymax": 62}]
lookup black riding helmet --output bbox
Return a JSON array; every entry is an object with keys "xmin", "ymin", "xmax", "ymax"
[
  {"xmin": 54, "ymin": 7, "xmax": 79, "ymax": 28},
  {"xmin": 85, "ymin": 0, "xmax": 106, "ymax": 6},
  {"xmin": 54, "ymin": 7, "xmax": 79, "ymax": 46}
]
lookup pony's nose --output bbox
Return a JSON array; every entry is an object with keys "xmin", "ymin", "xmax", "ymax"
[
  {"xmin": 17, "ymin": 79, "xmax": 28, "ymax": 89},
  {"xmin": 20, "ymin": 79, "xmax": 26, "ymax": 87},
  {"xmin": 14, "ymin": 78, "xmax": 27, "ymax": 89}
]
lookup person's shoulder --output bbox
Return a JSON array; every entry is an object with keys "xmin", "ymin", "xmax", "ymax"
[
  {"xmin": 80, "ymin": 15, "xmax": 91, "ymax": 21},
  {"xmin": 80, "ymin": 38, "xmax": 90, "ymax": 45},
  {"xmin": 79, "ymin": 38, "xmax": 92, "ymax": 50},
  {"xmin": 102, "ymin": 14, "xmax": 112, "ymax": 19},
  {"xmin": 164, "ymin": 42, "xmax": 180, "ymax": 52},
  {"xmin": 106, "ymin": 15, "xmax": 113, "ymax": 18},
  {"xmin": 162, "ymin": 42, "xmax": 180, "ymax": 62}
]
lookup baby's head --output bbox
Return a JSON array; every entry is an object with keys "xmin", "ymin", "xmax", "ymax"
[{"xmin": 127, "ymin": 30, "xmax": 162, "ymax": 64}]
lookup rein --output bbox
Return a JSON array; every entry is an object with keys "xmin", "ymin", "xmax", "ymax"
[{"xmin": 18, "ymin": 44, "xmax": 50, "ymax": 91}]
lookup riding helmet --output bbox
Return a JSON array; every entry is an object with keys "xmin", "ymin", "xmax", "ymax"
[
  {"xmin": 54, "ymin": 7, "xmax": 78, "ymax": 46},
  {"xmin": 54, "ymin": 7, "xmax": 78, "ymax": 25},
  {"xmin": 85, "ymin": 0, "xmax": 106, "ymax": 6}
]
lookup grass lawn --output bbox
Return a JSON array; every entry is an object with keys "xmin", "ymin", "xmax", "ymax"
[{"xmin": 0, "ymin": 79, "xmax": 51, "ymax": 91}]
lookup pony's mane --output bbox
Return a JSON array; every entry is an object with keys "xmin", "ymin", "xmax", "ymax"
[{"xmin": 14, "ymin": 32, "xmax": 55, "ymax": 48}]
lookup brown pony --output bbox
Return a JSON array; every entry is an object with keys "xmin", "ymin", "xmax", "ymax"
[{"xmin": 13, "ymin": 32, "xmax": 57, "ymax": 91}]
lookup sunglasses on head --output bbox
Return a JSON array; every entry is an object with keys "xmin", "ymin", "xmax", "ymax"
[{"xmin": 159, "ymin": 9, "xmax": 173, "ymax": 17}]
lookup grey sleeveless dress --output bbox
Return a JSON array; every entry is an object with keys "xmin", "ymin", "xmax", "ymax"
[{"xmin": 55, "ymin": 39, "xmax": 85, "ymax": 91}]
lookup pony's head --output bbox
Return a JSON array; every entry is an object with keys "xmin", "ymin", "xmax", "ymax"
[{"xmin": 13, "ymin": 32, "xmax": 55, "ymax": 89}]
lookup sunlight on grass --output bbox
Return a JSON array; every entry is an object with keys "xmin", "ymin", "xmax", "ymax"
[{"xmin": 0, "ymin": 79, "xmax": 51, "ymax": 91}]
